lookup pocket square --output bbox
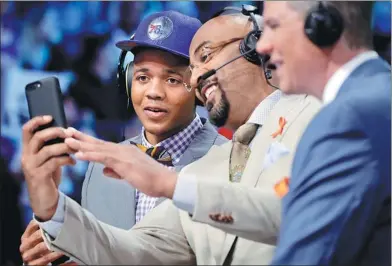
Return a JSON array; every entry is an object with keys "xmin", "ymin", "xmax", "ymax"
[{"xmin": 262, "ymin": 141, "xmax": 290, "ymax": 170}]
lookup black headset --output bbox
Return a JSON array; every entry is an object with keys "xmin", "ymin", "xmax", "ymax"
[
  {"xmin": 304, "ymin": 1, "xmax": 344, "ymax": 47},
  {"xmin": 116, "ymin": 34, "xmax": 203, "ymax": 107},
  {"xmin": 202, "ymin": 4, "xmax": 273, "ymax": 84},
  {"xmin": 212, "ymin": 5, "xmax": 265, "ymax": 66},
  {"xmin": 117, "ymin": 34, "xmax": 135, "ymax": 105}
]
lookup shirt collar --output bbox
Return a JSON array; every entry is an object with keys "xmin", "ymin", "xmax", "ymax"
[
  {"xmin": 247, "ymin": 89, "xmax": 283, "ymax": 126},
  {"xmin": 322, "ymin": 51, "xmax": 379, "ymax": 105},
  {"xmin": 141, "ymin": 113, "xmax": 203, "ymax": 164}
]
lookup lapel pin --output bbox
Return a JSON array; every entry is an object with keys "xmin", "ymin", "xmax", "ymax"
[{"xmin": 271, "ymin": 117, "xmax": 287, "ymax": 138}]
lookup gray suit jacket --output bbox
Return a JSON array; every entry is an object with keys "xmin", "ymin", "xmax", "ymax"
[{"xmin": 80, "ymin": 118, "xmax": 227, "ymax": 229}]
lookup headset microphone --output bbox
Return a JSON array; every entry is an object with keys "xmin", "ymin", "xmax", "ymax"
[
  {"xmin": 200, "ymin": 4, "xmax": 278, "ymax": 91},
  {"xmin": 198, "ymin": 49, "xmax": 280, "ymax": 92},
  {"xmin": 258, "ymin": 54, "xmax": 280, "ymax": 91},
  {"xmin": 198, "ymin": 48, "xmax": 257, "ymax": 83}
]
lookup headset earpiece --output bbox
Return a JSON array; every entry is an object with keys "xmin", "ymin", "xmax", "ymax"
[
  {"xmin": 239, "ymin": 30, "xmax": 262, "ymax": 65},
  {"xmin": 240, "ymin": 5, "xmax": 263, "ymax": 66},
  {"xmin": 304, "ymin": 2, "xmax": 344, "ymax": 47},
  {"xmin": 125, "ymin": 61, "xmax": 134, "ymax": 99},
  {"xmin": 212, "ymin": 5, "xmax": 262, "ymax": 66},
  {"xmin": 117, "ymin": 34, "xmax": 135, "ymax": 100},
  {"xmin": 117, "ymin": 50, "xmax": 128, "ymax": 96},
  {"xmin": 209, "ymin": 4, "xmax": 278, "ymax": 89}
]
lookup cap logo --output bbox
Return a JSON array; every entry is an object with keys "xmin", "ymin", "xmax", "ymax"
[{"xmin": 147, "ymin": 16, "xmax": 173, "ymax": 41}]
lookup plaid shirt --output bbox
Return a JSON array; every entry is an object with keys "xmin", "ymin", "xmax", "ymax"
[{"xmin": 135, "ymin": 113, "xmax": 203, "ymax": 223}]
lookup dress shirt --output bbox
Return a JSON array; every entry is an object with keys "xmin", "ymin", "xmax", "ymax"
[
  {"xmin": 135, "ymin": 114, "xmax": 203, "ymax": 222},
  {"xmin": 172, "ymin": 90, "xmax": 283, "ymax": 214}
]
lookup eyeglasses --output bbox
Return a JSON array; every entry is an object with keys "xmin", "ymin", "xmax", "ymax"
[{"xmin": 184, "ymin": 36, "xmax": 245, "ymax": 90}]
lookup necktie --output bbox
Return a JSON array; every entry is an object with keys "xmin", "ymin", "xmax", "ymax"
[
  {"xmin": 131, "ymin": 142, "xmax": 173, "ymax": 167},
  {"xmin": 131, "ymin": 142, "xmax": 173, "ymax": 223},
  {"xmin": 229, "ymin": 123, "xmax": 259, "ymax": 182}
]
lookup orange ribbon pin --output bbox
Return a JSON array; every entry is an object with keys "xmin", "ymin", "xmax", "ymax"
[
  {"xmin": 271, "ymin": 117, "xmax": 287, "ymax": 138},
  {"xmin": 274, "ymin": 176, "xmax": 290, "ymax": 198}
]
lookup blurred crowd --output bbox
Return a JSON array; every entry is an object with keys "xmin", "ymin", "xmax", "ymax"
[
  {"xmin": 0, "ymin": 0, "xmax": 390, "ymax": 233},
  {"xmin": 0, "ymin": 1, "xmax": 260, "ymax": 229}
]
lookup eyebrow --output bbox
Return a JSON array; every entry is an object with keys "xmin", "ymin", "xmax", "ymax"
[
  {"xmin": 133, "ymin": 68, "xmax": 149, "ymax": 75},
  {"xmin": 133, "ymin": 67, "xmax": 184, "ymax": 77},
  {"xmin": 165, "ymin": 69, "xmax": 183, "ymax": 77},
  {"xmin": 193, "ymin": 40, "xmax": 211, "ymax": 56}
]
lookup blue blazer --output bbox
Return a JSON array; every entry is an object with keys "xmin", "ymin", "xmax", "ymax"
[{"xmin": 272, "ymin": 58, "xmax": 391, "ymax": 265}]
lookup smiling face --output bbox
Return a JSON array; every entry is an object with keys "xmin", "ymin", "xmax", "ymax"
[
  {"xmin": 131, "ymin": 48, "xmax": 196, "ymax": 145},
  {"xmin": 189, "ymin": 15, "xmax": 270, "ymax": 131},
  {"xmin": 256, "ymin": 2, "xmax": 329, "ymax": 96}
]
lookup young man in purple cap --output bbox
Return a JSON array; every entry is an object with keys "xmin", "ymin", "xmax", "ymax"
[{"xmin": 19, "ymin": 11, "xmax": 226, "ymax": 265}]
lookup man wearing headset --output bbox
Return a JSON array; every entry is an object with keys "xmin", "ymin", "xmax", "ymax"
[
  {"xmin": 257, "ymin": 2, "xmax": 390, "ymax": 265},
  {"xmin": 23, "ymin": 5, "xmax": 321, "ymax": 265},
  {"xmin": 19, "ymin": 11, "xmax": 227, "ymax": 265}
]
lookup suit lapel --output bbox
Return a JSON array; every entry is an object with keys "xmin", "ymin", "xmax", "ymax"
[
  {"xmin": 193, "ymin": 143, "xmax": 234, "ymax": 261},
  {"xmin": 155, "ymin": 197, "xmax": 168, "ymax": 206},
  {"xmin": 122, "ymin": 135, "xmax": 143, "ymax": 226},
  {"xmin": 219, "ymin": 94, "xmax": 310, "ymax": 263},
  {"xmin": 241, "ymin": 94, "xmax": 306, "ymax": 186},
  {"xmin": 174, "ymin": 151, "xmax": 194, "ymax": 172},
  {"xmin": 174, "ymin": 119, "xmax": 217, "ymax": 172},
  {"xmin": 275, "ymin": 95, "xmax": 312, "ymax": 142}
]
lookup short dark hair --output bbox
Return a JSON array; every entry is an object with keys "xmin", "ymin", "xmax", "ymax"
[{"xmin": 289, "ymin": 1, "xmax": 374, "ymax": 49}]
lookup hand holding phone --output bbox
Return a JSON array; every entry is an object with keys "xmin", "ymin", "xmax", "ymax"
[
  {"xmin": 22, "ymin": 77, "xmax": 76, "ymax": 222},
  {"xmin": 25, "ymin": 76, "xmax": 68, "ymax": 146}
]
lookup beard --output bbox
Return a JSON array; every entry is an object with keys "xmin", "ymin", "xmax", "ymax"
[{"xmin": 207, "ymin": 91, "xmax": 230, "ymax": 128}]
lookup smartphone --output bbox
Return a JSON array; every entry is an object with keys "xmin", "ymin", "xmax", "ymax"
[{"xmin": 25, "ymin": 76, "xmax": 68, "ymax": 146}]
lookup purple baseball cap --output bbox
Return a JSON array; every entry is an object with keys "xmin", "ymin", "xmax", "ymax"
[{"xmin": 116, "ymin": 11, "xmax": 202, "ymax": 59}]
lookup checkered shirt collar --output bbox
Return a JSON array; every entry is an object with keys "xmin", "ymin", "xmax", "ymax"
[{"xmin": 141, "ymin": 113, "xmax": 203, "ymax": 164}]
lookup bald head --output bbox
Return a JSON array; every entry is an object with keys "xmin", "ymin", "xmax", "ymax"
[{"xmin": 215, "ymin": 12, "xmax": 264, "ymax": 31}]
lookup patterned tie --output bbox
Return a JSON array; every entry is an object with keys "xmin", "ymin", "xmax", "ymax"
[
  {"xmin": 131, "ymin": 142, "xmax": 173, "ymax": 167},
  {"xmin": 229, "ymin": 123, "xmax": 259, "ymax": 182}
]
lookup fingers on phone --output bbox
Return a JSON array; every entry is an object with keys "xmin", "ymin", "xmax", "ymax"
[
  {"xmin": 36, "ymin": 143, "xmax": 76, "ymax": 166},
  {"xmin": 30, "ymin": 128, "xmax": 67, "ymax": 153},
  {"xmin": 22, "ymin": 116, "xmax": 53, "ymax": 145},
  {"xmin": 40, "ymin": 156, "xmax": 76, "ymax": 174}
]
